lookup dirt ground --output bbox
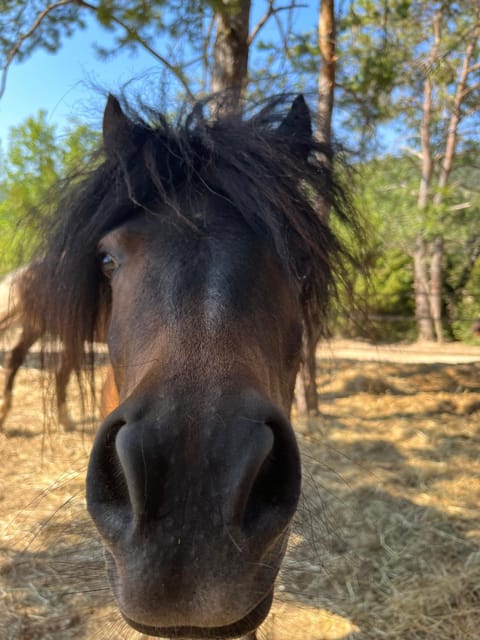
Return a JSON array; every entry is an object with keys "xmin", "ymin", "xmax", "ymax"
[{"xmin": 1, "ymin": 342, "xmax": 480, "ymax": 640}]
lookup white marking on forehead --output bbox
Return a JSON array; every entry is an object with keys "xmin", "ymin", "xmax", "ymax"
[
  {"xmin": 203, "ymin": 293, "xmax": 228, "ymax": 332},
  {"xmin": 202, "ymin": 253, "xmax": 232, "ymax": 332}
]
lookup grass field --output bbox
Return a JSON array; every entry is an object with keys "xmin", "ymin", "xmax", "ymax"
[{"xmin": 1, "ymin": 345, "xmax": 480, "ymax": 639}]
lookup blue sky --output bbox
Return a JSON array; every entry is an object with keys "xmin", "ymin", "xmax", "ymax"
[
  {"xmin": 0, "ymin": 16, "xmax": 176, "ymax": 144},
  {"xmin": 0, "ymin": 4, "xmax": 318, "ymax": 147}
]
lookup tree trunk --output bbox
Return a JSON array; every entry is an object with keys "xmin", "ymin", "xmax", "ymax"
[
  {"xmin": 417, "ymin": 11, "xmax": 440, "ymax": 210},
  {"xmin": 413, "ymin": 11, "xmax": 441, "ymax": 341},
  {"xmin": 296, "ymin": 320, "xmax": 321, "ymax": 417},
  {"xmin": 420, "ymin": 25, "xmax": 478, "ymax": 341},
  {"xmin": 211, "ymin": 0, "xmax": 251, "ymax": 114},
  {"xmin": 317, "ymin": 0, "xmax": 335, "ymax": 144},
  {"xmin": 413, "ymin": 237, "xmax": 434, "ymax": 341},
  {"xmin": 418, "ymin": 73, "xmax": 433, "ymax": 209},
  {"xmin": 429, "ymin": 236, "xmax": 444, "ymax": 342},
  {"xmin": 295, "ymin": 0, "xmax": 336, "ymax": 417},
  {"xmin": 434, "ymin": 26, "xmax": 478, "ymax": 205}
]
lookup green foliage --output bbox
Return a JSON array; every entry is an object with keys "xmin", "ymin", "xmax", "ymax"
[
  {"xmin": 0, "ymin": 2, "xmax": 86, "ymax": 62},
  {"xmin": 0, "ymin": 112, "xmax": 99, "ymax": 275},
  {"xmin": 1, "ymin": 0, "xmax": 479, "ymax": 344},
  {"xmin": 348, "ymin": 152, "xmax": 480, "ymax": 341},
  {"xmin": 2, "ymin": 1, "xmax": 478, "ymax": 142},
  {"xmin": 1, "ymin": 1, "xmax": 329, "ymax": 105},
  {"xmin": 452, "ymin": 259, "xmax": 480, "ymax": 342},
  {"xmin": 352, "ymin": 247, "xmax": 416, "ymax": 342}
]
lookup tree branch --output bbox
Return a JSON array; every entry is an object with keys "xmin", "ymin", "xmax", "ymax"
[
  {"xmin": 75, "ymin": 0, "xmax": 195, "ymax": 102},
  {"xmin": 0, "ymin": 0, "xmax": 72, "ymax": 100},
  {"xmin": 461, "ymin": 81, "xmax": 480, "ymax": 99},
  {"xmin": 248, "ymin": 2, "xmax": 307, "ymax": 47},
  {"xmin": 248, "ymin": 0, "xmax": 275, "ymax": 45},
  {"xmin": 201, "ymin": 14, "xmax": 216, "ymax": 93},
  {"xmin": 434, "ymin": 25, "xmax": 478, "ymax": 204},
  {"xmin": 0, "ymin": 0, "xmax": 196, "ymax": 104},
  {"xmin": 272, "ymin": 7, "xmax": 290, "ymax": 62},
  {"xmin": 461, "ymin": 102, "xmax": 480, "ymax": 118},
  {"xmin": 400, "ymin": 146, "xmax": 423, "ymax": 160},
  {"xmin": 418, "ymin": 9, "xmax": 442, "ymax": 209},
  {"xmin": 467, "ymin": 61, "xmax": 480, "ymax": 74}
]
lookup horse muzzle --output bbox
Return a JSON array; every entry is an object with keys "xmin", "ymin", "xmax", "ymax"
[{"xmin": 86, "ymin": 386, "xmax": 301, "ymax": 635}]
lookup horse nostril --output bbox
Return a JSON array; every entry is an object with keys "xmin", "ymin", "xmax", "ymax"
[
  {"xmin": 86, "ymin": 417, "xmax": 132, "ymax": 539},
  {"xmin": 242, "ymin": 418, "xmax": 301, "ymax": 537},
  {"xmin": 87, "ymin": 415, "xmax": 170, "ymax": 536},
  {"xmin": 87, "ymin": 397, "xmax": 301, "ymax": 547},
  {"xmin": 114, "ymin": 422, "xmax": 169, "ymax": 523}
]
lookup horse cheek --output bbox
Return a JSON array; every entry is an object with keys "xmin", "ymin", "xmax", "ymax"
[{"xmin": 100, "ymin": 366, "xmax": 120, "ymax": 418}]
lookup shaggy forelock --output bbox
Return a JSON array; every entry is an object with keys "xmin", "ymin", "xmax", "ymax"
[{"xmin": 21, "ymin": 96, "xmax": 356, "ymax": 374}]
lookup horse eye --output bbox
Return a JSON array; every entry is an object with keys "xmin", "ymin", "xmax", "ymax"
[{"xmin": 99, "ymin": 252, "xmax": 118, "ymax": 278}]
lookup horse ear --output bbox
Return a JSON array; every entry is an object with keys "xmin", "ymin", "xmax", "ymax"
[
  {"xmin": 102, "ymin": 94, "xmax": 132, "ymax": 155},
  {"xmin": 277, "ymin": 95, "xmax": 312, "ymax": 154}
]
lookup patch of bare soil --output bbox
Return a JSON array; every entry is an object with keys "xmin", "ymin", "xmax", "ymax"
[{"xmin": 1, "ymin": 346, "xmax": 480, "ymax": 640}]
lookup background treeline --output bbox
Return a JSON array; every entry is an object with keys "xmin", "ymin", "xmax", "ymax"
[
  {"xmin": 1, "ymin": 0, "xmax": 479, "ymax": 344},
  {"xmin": 350, "ymin": 153, "xmax": 480, "ymax": 343}
]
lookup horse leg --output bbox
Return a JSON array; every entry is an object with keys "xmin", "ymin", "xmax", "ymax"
[
  {"xmin": 58, "ymin": 363, "xmax": 118, "ymax": 431},
  {"xmin": 301, "ymin": 338, "xmax": 319, "ymax": 415},
  {"xmin": 55, "ymin": 354, "xmax": 74, "ymax": 431},
  {"xmin": 0, "ymin": 329, "xmax": 38, "ymax": 430},
  {"xmin": 295, "ymin": 327, "xmax": 320, "ymax": 417}
]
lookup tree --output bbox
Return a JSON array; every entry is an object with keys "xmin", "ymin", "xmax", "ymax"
[
  {"xmin": 1, "ymin": 1, "xmax": 314, "ymax": 106},
  {"xmin": 0, "ymin": 112, "xmax": 99, "ymax": 274},
  {"xmin": 332, "ymin": 0, "xmax": 480, "ymax": 342},
  {"xmin": 211, "ymin": 0, "xmax": 251, "ymax": 112},
  {"xmin": 295, "ymin": 0, "xmax": 337, "ymax": 416},
  {"xmin": 411, "ymin": 2, "xmax": 479, "ymax": 341},
  {"xmin": 351, "ymin": 150, "xmax": 480, "ymax": 343},
  {"xmin": 317, "ymin": 0, "xmax": 335, "ymax": 144}
]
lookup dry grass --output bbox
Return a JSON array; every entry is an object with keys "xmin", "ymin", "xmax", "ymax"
[{"xmin": 1, "ymin": 349, "xmax": 480, "ymax": 639}]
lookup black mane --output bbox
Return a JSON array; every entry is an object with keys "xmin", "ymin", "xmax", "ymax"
[{"xmin": 22, "ymin": 95, "xmax": 357, "ymax": 373}]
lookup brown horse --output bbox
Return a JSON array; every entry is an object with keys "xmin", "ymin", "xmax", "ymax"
[
  {"xmin": 0, "ymin": 265, "xmax": 109, "ymax": 431},
  {"xmin": 18, "ymin": 94, "xmax": 355, "ymax": 639},
  {"xmin": 0, "ymin": 266, "xmax": 75, "ymax": 429}
]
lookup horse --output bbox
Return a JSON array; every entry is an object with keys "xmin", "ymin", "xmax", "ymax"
[
  {"xmin": 0, "ymin": 266, "xmax": 76, "ymax": 430},
  {"xmin": 0, "ymin": 266, "xmax": 26, "ymax": 336},
  {"xmin": 0, "ymin": 264, "xmax": 109, "ymax": 431},
  {"xmin": 18, "ymin": 93, "xmax": 355, "ymax": 639}
]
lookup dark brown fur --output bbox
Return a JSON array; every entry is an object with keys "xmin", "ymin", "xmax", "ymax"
[{"xmin": 18, "ymin": 94, "xmax": 358, "ymax": 639}]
